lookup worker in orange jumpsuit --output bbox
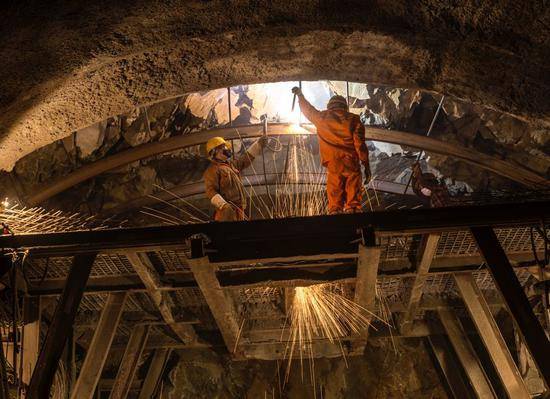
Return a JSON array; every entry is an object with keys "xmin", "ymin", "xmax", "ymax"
[
  {"xmin": 204, "ymin": 136, "xmax": 267, "ymax": 221},
  {"xmin": 292, "ymin": 87, "xmax": 371, "ymax": 214}
]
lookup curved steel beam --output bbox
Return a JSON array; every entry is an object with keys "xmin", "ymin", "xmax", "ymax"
[
  {"xmin": 363, "ymin": 127, "xmax": 548, "ymax": 189},
  {"xmin": 25, "ymin": 123, "xmax": 548, "ymax": 205},
  {"xmin": 100, "ymin": 174, "xmax": 413, "ymax": 217}
]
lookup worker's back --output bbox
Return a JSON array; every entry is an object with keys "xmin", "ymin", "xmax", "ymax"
[
  {"xmin": 313, "ymin": 108, "xmax": 365, "ymax": 173},
  {"xmin": 294, "ymin": 89, "xmax": 371, "ymax": 213}
]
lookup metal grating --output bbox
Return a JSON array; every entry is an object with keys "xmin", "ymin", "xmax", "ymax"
[
  {"xmin": 376, "ymin": 276, "xmax": 409, "ymax": 304},
  {"xmin": 26, "ymin": 253, "xmax": 135, "ymax": 280},
  {"xmin": 171, "ymin": 288, "xmax": 208, "ymax": 308},
  {"xmin": 25, "ymin": 257, "xmax": 72, "ymax": 279},
  {"xmin": 436, "ymin": 227, "xmax": 544, "ymax": 258},
  {"xmin": 421, "ymin": 268, "xmax": 533, "ymax": 297},
  {"xmin": 380, "ymin": 235, "xmax": 422, "ymax": 260},
  {"xmin": 147, "ymin": 249, "xmax": 190, "ymax": 272},
  {"xmin": 92, "ymin": 253, "xmax": 135, "ymax": 275},
  {"xmin": 79, "ymin": 293, "xmax": 108, "ymax": 312}
]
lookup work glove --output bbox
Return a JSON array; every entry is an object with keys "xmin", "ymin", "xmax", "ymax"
[
  {"xmin": 211, "ymin": 194, "xmax": 228, "ymax": 210},
  {"xmin": 291, "ymin": 86, "xmax": 302, "ymax": 96}
]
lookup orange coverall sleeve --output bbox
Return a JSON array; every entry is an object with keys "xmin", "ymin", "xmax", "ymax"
[
  {"xmin": 203, "ymin": 167, "xmax": 220, "ymax": 200},
  {"xmin": 297, "ymin": 94, "xmax": 322, "ymax": 125},
  {"xmin": 353, "ymin": 119, "xmax": 370, "ymax": 166}
]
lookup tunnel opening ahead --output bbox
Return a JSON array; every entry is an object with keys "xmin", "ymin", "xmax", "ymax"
[{"xmin": 0, "ymin": 80, "xmax": 548, "ymax": 229}]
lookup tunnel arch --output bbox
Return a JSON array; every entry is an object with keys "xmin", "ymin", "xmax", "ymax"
[
  {"xmin": 7, "ymin": 79, "xmax": 547, "ymax": 218},
  {"xmin": 1, "ymin": 0, "xmax": 549, "ymax": 171}
]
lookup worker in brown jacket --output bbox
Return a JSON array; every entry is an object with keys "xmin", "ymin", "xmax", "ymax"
[
  {"xmin": 292, "ymin": 87, "xmax": 371, "ymax": 214},
  {"xmin": 204, "ymin": 136, "xmax": 267, "ymax": 221},
  {"xmin": 411, "ymin": 162, "xmax": 451, "ymax": 208}
]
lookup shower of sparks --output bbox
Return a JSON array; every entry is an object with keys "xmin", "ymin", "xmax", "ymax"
[
  {"xmin": 141, "ymin": 185, "xmax": 212, "ymax": 225},
  {"xmin": 266, "ymin": 135, "xmax": 327, "ymax": 219},
  {"xmin": 282, "ymin": 283, "xmax": 389, "ymax": 394},
  {"xmin": 0, "ymin": 204, "xmax": 113, "ymax": 234}
]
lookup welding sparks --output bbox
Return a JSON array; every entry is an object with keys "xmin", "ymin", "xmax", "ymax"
[
  {"xmin": 0, "ymin": 204, "xmax": 113, "ymax": 234},
  {"xmin": 282, "ymin": 283, "xmax": 389, "ymax": 390}
]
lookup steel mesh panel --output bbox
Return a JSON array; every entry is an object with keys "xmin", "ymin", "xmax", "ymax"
[
  {"xmin": 239, "ymin": 287, "xmax": 284, "ymax": 320},
  {"xmin": 147, "ymin": 249, "xmax": 190, "ymax": 272},
  {"xmin": 25, "ymin": 257, "xmax": 72, "ymax": 279},
  {"xmin": 376, "ymin": 276, "xmax": 408, "ymax": 304},
  {"xmin": 422, "ymin": 274, "xmax": 455, "ymax": 295},
  {"xmin": 79, "ymin": 293, "xmax": 108, "ymax": 312},
  {"xmin": 496, "ymin": 227, "xmax": 544, "ymax": 253},
  {"xmin": 126, "ymin": 292, "xmax": 157, "ymax": 313},
  {"xmin": 26, "ymin": 253, "xmax": 135, "ymax": 280},
  {"xmin": 420, "ymin": 268, "xmax": 533, "ymax": 297},
  {"xmin": 92, "ymin": 253, "xmax": 135, "ymax": 276},
  {"xmin": 380, "ymin": 235, "xmax": 421, "ymax": 260},
  {"xmin": 436, "ymin": 231, "xmax": 476, "ymax": 257},
  {"xmin": 171, "ymin": 288, "xmax": 208, "ymax": 307},
  {"xmin": 436, "ymin": 227, "xmax": 545, "ymax": 257},
  {"xmin": 239, "ymin": 287, "xmax": 283, "ymax": 305}
]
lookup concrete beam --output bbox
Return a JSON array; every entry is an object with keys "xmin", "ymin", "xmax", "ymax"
[
  {"xmin": 454, "ymin": 273, "xmax": 530, "ymax": 399},
  {"xmin": 187, "ymin": 255, "xmax": 243, "ymax": 355},
  {"xmin": 70, "ymin": 292, "xmax": 128, "ymax": 399},
  {"xmin": 109, "ymin": 325, "xmax": 150, "ymax": 399},
  {"xmin": 124, "ymin": 251, "xmax": 197, "ymax": 344},
  {"xmin": 21, "ymin": 296, "xmax": 40, "ymax": 387},
  {"xmin": 137, "ymin": 349, "xmax": 171, "ymax": 399},
  {"xmin": 351, "ymin": 244, "xmax": 382, "ymax": 353},
  {"xmin": 428, "ymin": 335, "xmax": 476, "ymax": 399},
  {"xmin": 401, "ymin": 234, "xmax": 440, "ymax": 334},
  {"xmin": 438, "ymin": 308, "xmax": 496, "ymax": 398}
]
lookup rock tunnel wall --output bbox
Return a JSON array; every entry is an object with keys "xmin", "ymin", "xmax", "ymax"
[
  {"xmin": 1, "ymin": 82, "xmax": 547, "ymax": 220},
  {"xmin": 154, "ymin": 339, "xmax": 448, "ymax": 399},
  {"xmin": 0, "ymin": 0, "xmax": 549, "ymax": 170}
]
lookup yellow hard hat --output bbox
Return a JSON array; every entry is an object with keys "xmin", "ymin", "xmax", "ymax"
[{"xmin": 206, "ymin": 136, "xmax": 231, "ymax": 155}]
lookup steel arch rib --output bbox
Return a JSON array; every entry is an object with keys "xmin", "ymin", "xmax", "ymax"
[{"xmin": 25, "ymin": 123, "xmax": 549, "ymax": 206}]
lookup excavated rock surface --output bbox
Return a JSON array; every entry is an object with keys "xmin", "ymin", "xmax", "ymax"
[
  {"xmin": 160, "ymin": 339, "xmax": 448, "ymax": 399},
  {"xmin": 1, "ymin": 0, "xmax": 549, "ymax": 170}
]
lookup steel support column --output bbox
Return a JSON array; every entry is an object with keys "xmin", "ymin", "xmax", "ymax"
[
  {"xmin": 438, "ymin": 308, "xmax": 496, "ymax": 398},
  {"xmin": 471, "ymin": 226, "xmax": 550, "ymax": 386},
  {"xmin": 137, "ymin": 349, "xmax": 171, "ymax": 399},
  {"xmin": 109, "ymin": 325, "xmax": 150, "ymax": 399},
  {"xmin": 71, "ymin": 292, "xmax": 128, "ymax": 399},
  {"xmin": 454, "ymin": 273, "xmax": 531, "ymax": 399},
  {"xmin": 27, "ymin": 253, "xmax": 97, "ymax": 399}
]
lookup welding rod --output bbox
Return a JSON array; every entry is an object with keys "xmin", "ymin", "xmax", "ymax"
[{"xmin": 403, "ymin": 95, "xmax": 445, "ymax": 194}]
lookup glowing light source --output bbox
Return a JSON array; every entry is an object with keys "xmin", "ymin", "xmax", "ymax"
[{"xmin": 282, "ymin": 283, "xmax": 389, "ymax": 389}]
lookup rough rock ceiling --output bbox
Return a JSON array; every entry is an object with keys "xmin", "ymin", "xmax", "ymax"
[{"xmin": 0, "ymin": 0, "xmax": 549, "ymax": 170}]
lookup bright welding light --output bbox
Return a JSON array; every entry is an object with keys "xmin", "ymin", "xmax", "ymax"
[
  {"xmin": 288, "ymin": 123, "xmax": 303, "ymax": 134},
  {"xmin": 1, "ymin": 198, "xmax": 9, "ymax": 208}
]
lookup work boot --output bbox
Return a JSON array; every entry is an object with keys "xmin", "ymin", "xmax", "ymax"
[{"xmin": 344, "ymin": 208, "xmax": 361, "ymax": 214}]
